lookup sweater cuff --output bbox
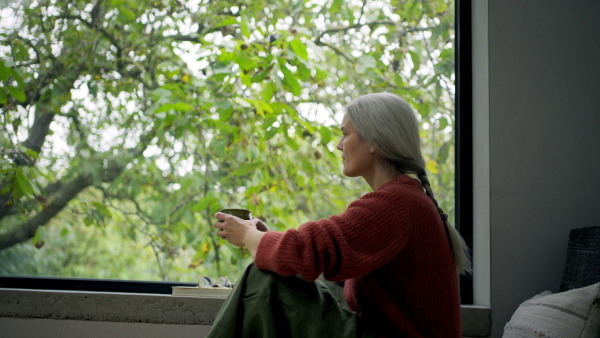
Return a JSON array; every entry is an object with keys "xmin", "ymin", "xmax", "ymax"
[{"xmin": 254, "ymin": 230, "xmax": 285, "ymax": 271}]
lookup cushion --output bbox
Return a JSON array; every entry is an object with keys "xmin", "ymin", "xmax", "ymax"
[
  {"xmin": 503, "ymin": 282, "xmax": 600, "ymax": 338},
  {"xmin": 560, "ymin": 226, "xmax": 600, "ymax": 292}
]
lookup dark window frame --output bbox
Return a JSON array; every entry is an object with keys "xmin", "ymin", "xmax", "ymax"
[
  {"xmin": 1, "ymin": 1, "xmax": 475, "ymax": 302},
  {"xmin": 456, "ymin": 0, "xmax": 474, "ymax": 304},
  {"xmin": 0, "ymin": 275, "xmax": 194, "ymax": 294}
]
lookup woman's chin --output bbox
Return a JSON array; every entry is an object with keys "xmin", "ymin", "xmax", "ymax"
[{"xmin": 341, "ymin": 168, "xmax": 358, "ymax": 178}]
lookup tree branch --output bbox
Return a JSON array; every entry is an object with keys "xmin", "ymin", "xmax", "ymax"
[
  {"xmin": 100, "ymin": 187, "xmax": 156, "ymax": 225},
  {"xmin": 0, "ymin": 178, "xmax": 64, "ymax": 219},
  {"xmin": 0, "ymin": 174, "xmax": 93, "ymax": 251},
  {"xmin": 314, "ymin": 21, "xmax": 436, "ymax": 64},
  {"xmin": 22, "ymin": 109, "xmax": 55, "ymax": 155},
  {"xmin": 356, "ymin": 0, "xmax": 368, "ymax": 25},
  {"xmin": 0, "ymin": 158, "xmax": 128, "ymax": 250},
  {"xmin": 169, "ymin": 193, "xmax": 201, "ymax": 218},
  {"xmin": 0, "ymin": 120, "xmax": 158, "ymax": 249},
  {"xmin": 314, "ymin": 40, "xmax": 353, "ymax": 62},
  {"xmin": 317, "ymin": 21, "xmax": 434, "ymax": 41},
  {"xmin": 55, "ymin": 13, "xmax": 124, "ymax": 71},
  {"xmin": 11, "ymin": 61, "xmax": 83, "ymax": 162},
  {"xmin": 166, "ymin": 34, "xmax": 204, "ymax": 43}
]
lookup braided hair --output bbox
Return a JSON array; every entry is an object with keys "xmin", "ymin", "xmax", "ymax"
[{"xmin": 345, "ymin": 93, "xmax": 472, "ymax": 275}]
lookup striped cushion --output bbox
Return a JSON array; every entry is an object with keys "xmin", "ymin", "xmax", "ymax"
[{"xmin": 503, "ymin": 282, "xmax": 600, "ymax": 338}]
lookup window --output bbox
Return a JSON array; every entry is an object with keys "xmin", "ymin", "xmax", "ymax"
[{"xmin": 0, "ymin": 0, "xmax": 471, "ymax": 300}]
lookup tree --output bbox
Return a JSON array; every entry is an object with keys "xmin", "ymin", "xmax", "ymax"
[{"xmin": 0, "ymin": 0, "xmax": 456, "ymax": 280}]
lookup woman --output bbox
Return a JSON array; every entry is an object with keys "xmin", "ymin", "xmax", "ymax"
[{"xmin": 209, "ymin": 92, "xmax": 471, "ymax": 337}]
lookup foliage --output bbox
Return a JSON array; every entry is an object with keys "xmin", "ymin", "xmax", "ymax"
[{"xmin": 0, "ymin": 0, "xmax": 456, "ymax": 282}]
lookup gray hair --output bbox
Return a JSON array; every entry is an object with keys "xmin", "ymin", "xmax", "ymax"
[{"xmin": 345, "ymin": 92, "xmax": 472, "ymax": 275}]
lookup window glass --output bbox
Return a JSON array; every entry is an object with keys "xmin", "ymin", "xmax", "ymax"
[{"xmin": 0, "ymin": 0, "xmax": 456, "ymax": 283}]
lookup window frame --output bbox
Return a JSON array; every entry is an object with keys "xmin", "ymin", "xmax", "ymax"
[
  {"xmin": 0, "ymin": 275, "xmax": 194, "ymax": 294},
  {"xmin": 456, "ymin": 0, "xmax": 474, "ymax": 304}
]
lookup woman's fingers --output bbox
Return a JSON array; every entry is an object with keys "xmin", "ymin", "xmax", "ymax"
[
  {"xmin": 214, "ymin": 214, "xmax": 229, "ymax": 239},
  {"xmin": 214, "ymin": 212, "xmax": 228, "ymax": 223}
]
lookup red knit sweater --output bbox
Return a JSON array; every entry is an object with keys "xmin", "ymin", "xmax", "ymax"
[{"xmin": 255, "ymin": 175, "xmax": 461, "ymax": 337}]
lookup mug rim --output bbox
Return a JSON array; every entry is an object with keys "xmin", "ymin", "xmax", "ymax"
[{"xmin": 219, "ymin": 208, "xmax": 252, "ymax": 213}]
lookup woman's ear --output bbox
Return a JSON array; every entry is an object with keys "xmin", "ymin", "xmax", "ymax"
[{"xmin": 369, "ymin": 146, "xmax": 377, "ymax": 154}]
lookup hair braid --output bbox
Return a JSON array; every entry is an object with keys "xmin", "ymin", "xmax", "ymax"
[
  {"xmin": 416, "ymin": 172, "xmax": 447, "ymax": 221},
  {"xmin": 417, "ymin": 171, "xmax": 472, "ymax": 275}
]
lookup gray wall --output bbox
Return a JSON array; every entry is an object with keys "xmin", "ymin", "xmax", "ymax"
[{"xmin": 473, "ymin": 0, "xmax": 600, "ymax": 336}]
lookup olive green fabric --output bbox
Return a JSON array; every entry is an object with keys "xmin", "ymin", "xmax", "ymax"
[{"xmin": 206, "ymin": 264, "xmax": 374, "ymax": 338}]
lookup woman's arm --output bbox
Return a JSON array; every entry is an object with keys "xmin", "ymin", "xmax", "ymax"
[{"xmin": 253, "ymin": 187, "xmax": 413, "ymax": 282}]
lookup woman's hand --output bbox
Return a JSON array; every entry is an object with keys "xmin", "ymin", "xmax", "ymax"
[{"xmin": 214, "ymin": 212, "xmax": 266, "ymax": 258}]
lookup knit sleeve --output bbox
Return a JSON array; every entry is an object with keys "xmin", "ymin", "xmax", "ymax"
[{"xmin": 254, "ymin": 184, "xmax": 413, "ymax": 282}]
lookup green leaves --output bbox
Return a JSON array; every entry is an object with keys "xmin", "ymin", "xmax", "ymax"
[
  {"xmin": 6, "ymin": 86, "xmax": 25, "ymax": 102},
  {"xmin": 215, "ymin": 17, "xmax": 239, "ymax": 28},
  {"xmin": 240, "ymin": 19, "xmax": 251, "ymax": 38},
  {"xmin": 193, "ymin": 196, "xmax": 219, "ymax": 213},
  {"xmin": 265, "ymin": 125, "xmax": 279, "ymax": 140},
  {"xmin": 261, "ymin": 81, "xmax": 277, "ymax": 101},
  {"xmin": 408, "ymin": 51, "xmax": 421, "ymax": 72},
  {"xmin": 278, "ymin": 58, "xmax": 301, "ymax": 96},
  {"xmin": 118, "ymin": 6, "xmax": 136, "ymax": 21},
  {"xmin": 319, "ymin": 126, "xmax": 332, "ymax": 144},
  {"xmin": 252, "ymin": 64, "xmax": 274, "ymax": 83},
  {"xmin": 0, "ymin": 61, "xmax": 9, "ymax": 81},
  {"xmin": 436, "ymin": 140, "xmax": 451, "ymax": 164},
  {"xmin": 0, "ymin": 59, "xmax": 26, "ymax": 103},
  {"xmin": 14, "ymin": 169, "xmax": 35, "ymax": 199},
  {"xmin": 230, "ymin": 162, "xmax": 264, "ymax": 177},
  {"xmin": 290, "ymin": 39, "xmax": 308, "ymax": 61},
  {"xmin": 234, "ymin": 97, "xmax": 251, "ymax": 108},
  {"xmin": 215, "ymin": 99, "xmax": 233, "ymax": 120},
  {"xmin": 356, "ymin": 55, "xmax": 377, "ymax": 74},
  {"xmin": 92, "ymin": 202, "xmax": 112, "ymax": 218},
  {"xmin": 330, "ymin": 0, "xmax": 344, "ymax": 14},
  {"xmin": 155, "ymin": 102, "xmax": 193, "ymax": 114}
]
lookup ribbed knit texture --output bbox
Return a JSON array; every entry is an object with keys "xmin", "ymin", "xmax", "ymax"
[{"xmin": 255, "ymin": 175, "xmax": 461, "ymax": 337}]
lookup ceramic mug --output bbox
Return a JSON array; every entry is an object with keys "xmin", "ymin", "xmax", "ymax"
[{"xmin": 219, "ymin": 208, "xmax": 252, "ymax": 220}]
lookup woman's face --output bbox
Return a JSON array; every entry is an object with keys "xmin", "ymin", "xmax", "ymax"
[{"xmin": 336, "ymin": 116, "xmax": 377, "ymax": 178}]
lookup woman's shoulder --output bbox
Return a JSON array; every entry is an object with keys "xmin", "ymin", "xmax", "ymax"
[
  {"xmin": 346, "ymin": 176, "xmax": 418, "ymax": 210},
  {"xmin": 351, "ymin": 175, "xmax": 434, "ymax": 215},
  {"xmin": 367, "ymin": 175, "xmax": 423, "ymax": 198},
  {"xmin": 383, "ymin": 175, "xmax": 422, "ymax": 189}
]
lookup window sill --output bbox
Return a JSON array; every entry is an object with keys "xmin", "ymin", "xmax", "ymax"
[{"xmin": 0, "ymin": 288, "xmax": 491, "ymax": 337}]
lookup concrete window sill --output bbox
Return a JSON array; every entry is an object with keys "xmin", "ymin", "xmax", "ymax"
[{"xmin": 0, "ymin": 288, "xmax": 491, "ymax": 337}]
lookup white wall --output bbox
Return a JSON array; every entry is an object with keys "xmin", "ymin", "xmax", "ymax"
[{"xmin": 473, "ymin": 0, "xmax": 600, "ymax": 336}]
